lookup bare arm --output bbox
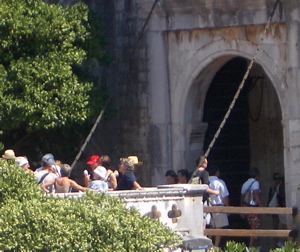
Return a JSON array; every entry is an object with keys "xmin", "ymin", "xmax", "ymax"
[
  {"xmin": 253, "ymin": 190, "xmax": 262, "ymax": 207},
  {"xmin": 84, "ymin": 173, "xmax": 90, "ymax": 188},
  {"xmin": 133, "ymin": 181, "xmax": 143, "ymax": 190},
  {"xmin": 69, "ymin": 179, "xmax": 88, "ymax": 192},
  {"xmin": 109, "ymin": 173, "xmax": 117, "ymax": 190},
  {"xmin": 206, "ymin": 187, "xmax": 219, "ymax": 196},
  {"xmin": 40, "ymin": 179, "xmax": 55, "ymax": 193}
]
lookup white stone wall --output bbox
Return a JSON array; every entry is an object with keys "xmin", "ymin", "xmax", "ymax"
[
  {"xmin": 86, "ymin": 0, "xmax": 300, "ymax": 214},
  {"xmin": 132, "ymin": 0, "xmax": 300, "ymax": 212}
]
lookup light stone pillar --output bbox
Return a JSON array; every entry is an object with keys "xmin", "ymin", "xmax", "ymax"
[{"xmin": 146, "ymin": 15, "xmax": 173, "ymax": 186}]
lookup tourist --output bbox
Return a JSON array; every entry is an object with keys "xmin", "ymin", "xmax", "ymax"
[
  {"xmin": 128, "ymin": 155, "xmax": 143, "ymax": 171},
  {"xmin": 2, "ymin": 149, "xmax": 16, "ymax": 164},
  {"xmin": 268, "ymin": 172, "xmax": 281, "ymax": 230},
  {"xmin": 15, "ymin": 156, "xmax": 33, "ymax": 173},
  {"xmin": 34, "ymin": 153, "xmax": 61, "ymax": 192},
  {"xmin": 100, "ymin": 155, "xmax": 117, "ymax": 190},
  {"xmin": 84, "ymin": 155, "xmax": 108, "ymax": 191},
  {"xmin": 208, "ymin": 165, "xmax": 230, "ymax": 247},
  {"xmin": 241, "ymin": 167, "xmax": 262, "ymax": 248},
  {"xmin": 177, "ymin": 169, "xmax": 189, "ymax": 183},
  {"xmin": 165, "ymin": 170, "xmax": 178, "ymax": 184},
  {"xmin": 188, "ymin": 156, "xmax": 219, "ymax": 199},
  {"xmin": 188, "ymin": 156, "xmax": 219, "ymax": 228},
  {"xmin": 41, "ymin": 164, "xmax": 89, "ymax": 193},
  {"xmin": 115, "ymin": 158, "xmax": 143, "ymax": 190}
]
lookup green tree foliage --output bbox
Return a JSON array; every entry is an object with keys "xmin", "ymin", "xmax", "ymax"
[
  {"xmin": 0, "ymin": 0, "xmax": 114, "ymax": 163},
  {"xmin": 0, "ymin": 159, "xmax": 181, "ymax": 251},
  {"xmin": 0, "ymin": 0, "xmax": 102, "ymax": 132}
]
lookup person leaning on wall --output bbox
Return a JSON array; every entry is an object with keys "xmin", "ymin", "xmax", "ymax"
[
  {"xmin": 177, "ymin": 169, "xmax": 190, "ymax": 184},
  {"xmin": 165, "ymin": 170, "xmax": 178, "ymax": 184},
  {"xmin": 99, "ymin": 155, "xmax": 117, "ymax": 190},
  {"xmin": 115, "ymin": 158, "xmax": 143, "ymax": 190}
]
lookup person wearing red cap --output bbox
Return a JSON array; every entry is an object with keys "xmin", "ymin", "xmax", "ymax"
[
  {"xmin": 86, "ymin": 155, "xmax": 99, "ymax": 167},
  {"xmin": 84, "ymin": 155, "xmax": 108, "ymax": 191}
]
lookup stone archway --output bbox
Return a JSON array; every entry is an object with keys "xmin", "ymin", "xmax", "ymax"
[
  {"xmin": 169, "ymin": 29, "xmax": 286, "ymax": 176},
  {"xmin": 200, "ymin": 56, "xmax": 284, "ymax": 206},
  {"xmin": 182, "ymin": 55, "xmax": 284, "ymax": 247}
]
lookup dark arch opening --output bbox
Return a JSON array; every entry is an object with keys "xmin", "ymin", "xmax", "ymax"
[
  {"xmin": 203, "ymin": 56, "xmax": 251, "ymax": 206},
  {"xmin": 201, "ymin": 55, "xmax": 284, "ymax": 248},
  {"xmin": 202, "ymin": 56, "xmax": 252, "ymax": 246}
]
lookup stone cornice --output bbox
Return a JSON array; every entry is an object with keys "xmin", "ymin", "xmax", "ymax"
[
  {"xmin": 136, "ymin": 0, "xmax": 270, "ymax": 14},
  {"xmin": 136, "ymin": 0, "xmax": 285, "ymax": 31}
]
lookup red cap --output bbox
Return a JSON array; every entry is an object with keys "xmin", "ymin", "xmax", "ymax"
[{"xmin": 87, "ymin": 155, "xmax": 100, "ymax": 165}]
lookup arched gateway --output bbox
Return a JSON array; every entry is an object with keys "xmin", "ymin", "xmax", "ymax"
[
  {"xmin": 166, "ymin": 26, "xmax": 286, "ymax": 208},
  {"xmin": 96, "ymin": 0, "xmax": 300, "ymax": 222},
  {"xmin": 185, "ymin": 56, "xmax": 284, "ymax": 206}
]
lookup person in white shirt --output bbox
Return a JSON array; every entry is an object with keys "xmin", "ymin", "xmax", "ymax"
[
  {"xmin": 34, "ymin": 153, "xmax": 61, "ymax": 192},
  {"xmin": 208, "ymin": 165, "xmax": 230, "ymax": 247},
  {"xmin": 240, "ymin": 167, "xmax": 262, "ymax": 248},
  {"xmin": 84, "ymin": 155, "xmax": 108, "ymax": 191}
]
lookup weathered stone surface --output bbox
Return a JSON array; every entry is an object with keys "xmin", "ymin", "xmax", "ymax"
[{"xmin": 68, "ymin": 1, "xmax": 300, "ymax": 222}]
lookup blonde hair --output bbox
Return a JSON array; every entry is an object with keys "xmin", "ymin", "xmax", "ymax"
[{"xmin": 119, "ymin": 158, "xmax": 134, "ymax": 171}]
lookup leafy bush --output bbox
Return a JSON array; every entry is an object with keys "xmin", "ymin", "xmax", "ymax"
[
  {"xmin": 0, "ymin": 159, "xmax": 42, "ymax": 206},
  {"xmin": 269, "ymin": 241, "xmax": 300, "ymax": 252},
  {"xmin": 0, "ymin": 160, "xmax": 181, "ymax": 251},
  {"xmin": 214, "ymin": 241, "xmax": 300, "ymax": 252}
]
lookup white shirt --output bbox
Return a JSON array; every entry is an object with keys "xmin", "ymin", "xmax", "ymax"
[
  {"xmin": 241, "ymin": 178, "xmax": 260, "ymax": 194},
  {"xmin": 34, "ymin": 170, "xmax": 58, "ymax": 193},
  {"xmin": 209, "ymin": 176, "xmax": 229, "ymax": 206},
  {"xmin": 35, "ymin": 164, "xmax": 61, "ymax": 177}
]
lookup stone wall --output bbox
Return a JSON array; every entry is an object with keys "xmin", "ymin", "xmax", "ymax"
[
  {"xmin": 77, "ymin": 0, "xmax": 153, "ymax": 186},
  {"xmin": 67, "ymin": 0, "xmax": 300, "ymax": 213}
]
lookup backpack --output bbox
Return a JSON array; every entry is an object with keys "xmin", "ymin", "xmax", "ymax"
[
  {"xmin": 188, "ymin": 169, "xmax": 202, "ymax": 184},
  {"xmin": 241, "ymin": 180, "xmax": 257, "ymax": 206}
]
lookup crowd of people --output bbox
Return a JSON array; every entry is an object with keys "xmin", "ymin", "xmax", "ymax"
[
  {"xmin": 1, "ymin": 149, "xmax": 143, "ymax": 194},
  {"xmin": 2, "ymin": 148, "xmax": 287, "ymax": 248},
  {"xmin": 165, "ymin": 156, "xmax": 286, "ymax": 249},
  {"xmin": 165, "ymin": 157, "xmax": 227, "ymax": 247}
]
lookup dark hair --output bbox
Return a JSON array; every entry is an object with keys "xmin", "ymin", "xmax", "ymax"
[
  {"xmin": 177, "ymin": 169, "xmax": 189, "ymax": 178},
  {"xmin": 208, "ymin": 165, "xmax": 220, "ymax": 176},
  {"xmin": 165, "ymin": 170, "xmax": 177, "ymax": 178},
  {"xmin": 60, "ymin": 164, "xmax": 71, "ymax": 177},
  {"xmin": 249, "ymin": 167, "xmax": 260, "ymax": 178},
  {"xmin": 100, "ymin": 155, "xmax": 111, "ymax": 170},
  {"xmin": 195, "ymin": 156, "xmax": 206, "ymax": 167}
]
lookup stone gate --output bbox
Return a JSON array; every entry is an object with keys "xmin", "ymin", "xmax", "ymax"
[{"xmin": 83, "ymin": 0, "xmax": 300, "ymax": 214}]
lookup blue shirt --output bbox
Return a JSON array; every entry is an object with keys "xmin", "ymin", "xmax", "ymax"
[{"xmin": 116, "ymin": 171, "xmax": 136, "ymax": 190}]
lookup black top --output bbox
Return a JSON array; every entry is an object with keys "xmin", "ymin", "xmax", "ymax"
[{"xmin": 191, "ymin": 169, "xmax": 209, "ymax": 202}]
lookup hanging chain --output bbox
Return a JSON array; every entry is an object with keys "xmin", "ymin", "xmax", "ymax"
[{"xmin": 204, "ymin": 0, "xmax": 280, "ymax": 158}]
